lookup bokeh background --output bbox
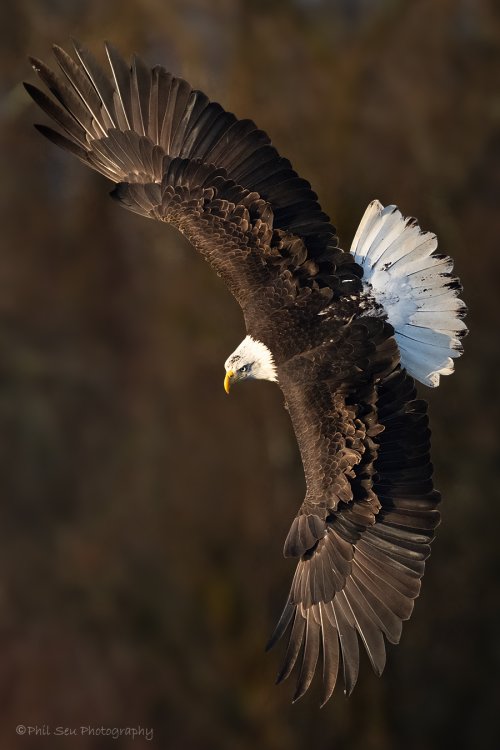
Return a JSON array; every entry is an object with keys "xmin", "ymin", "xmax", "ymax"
[{"xmin": 1, "ymin": 1, "xmax": 499, "ymax": 748}]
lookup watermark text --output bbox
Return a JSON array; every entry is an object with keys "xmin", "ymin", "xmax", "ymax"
[{"xmin": 16, "ymin": 725, "xmax": 153, "ymax": 741}]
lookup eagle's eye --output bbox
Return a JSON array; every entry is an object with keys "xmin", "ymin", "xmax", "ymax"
[{"xmin": 239, "ymin": 364, "xmax": 249, "ymax": 373}]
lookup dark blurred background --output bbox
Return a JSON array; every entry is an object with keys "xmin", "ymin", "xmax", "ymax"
[{"xmin": 1, "ymin": 0, "xmax": 499, "ymax": 748}]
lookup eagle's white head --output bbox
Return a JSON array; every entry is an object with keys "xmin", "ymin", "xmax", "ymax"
[{"xmin": 224, "ymin": 335, "xmax": 278, "ymax": 393}]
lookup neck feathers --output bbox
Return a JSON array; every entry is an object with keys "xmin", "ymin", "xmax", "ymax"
[{"xmin": 246, "ymin": 336, "xmax": 278, "ymax": 382}]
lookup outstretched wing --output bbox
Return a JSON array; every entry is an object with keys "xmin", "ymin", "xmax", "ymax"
[
  {"xmin": 268, "ymin": 316, "xmax": 440, "ymax": 704},
  {"xmin": 25, "ymin": 42, "xmax": 362, "ymax": 315}
]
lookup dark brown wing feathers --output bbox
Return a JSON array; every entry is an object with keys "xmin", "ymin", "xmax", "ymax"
[
  {"xmin": 26, "ymin": 43, "xmax": 441, "ymax": 704},
  {"xmin": 26, "ymin": 42, "xmax": 345, "ymax": 264},
  {"xmin": 270, "ymin": 360, "xmax": 440, "ymax": 702}
]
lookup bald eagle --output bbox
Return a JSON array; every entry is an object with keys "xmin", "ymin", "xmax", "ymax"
[{"xmin": 25, "ymin": 42, "xmax": 467, "ymax": 704}]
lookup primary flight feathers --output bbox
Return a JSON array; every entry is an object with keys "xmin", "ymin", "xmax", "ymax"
[{"xmin": 25, "ymin": 42, "xmax": 466, "ymax": 704}]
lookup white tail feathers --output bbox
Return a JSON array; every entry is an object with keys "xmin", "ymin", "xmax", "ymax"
[{"xmin": 351, "ymin": 200, "xmax": 467, "ymax": 387}]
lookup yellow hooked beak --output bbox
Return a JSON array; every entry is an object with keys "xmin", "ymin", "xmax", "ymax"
[{"xmin": 224, "ymin": 370, "xmax": 234, "ymax": 394}]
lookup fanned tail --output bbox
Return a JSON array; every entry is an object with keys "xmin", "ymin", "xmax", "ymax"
[{"xmin": 351, "ymin": 200, "xmax": 467, "ymax": 387}]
